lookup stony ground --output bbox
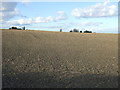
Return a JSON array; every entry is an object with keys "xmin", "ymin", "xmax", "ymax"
[{"xmin": 2, "ymin": 30, "xmax": 119, "ymax": 88}]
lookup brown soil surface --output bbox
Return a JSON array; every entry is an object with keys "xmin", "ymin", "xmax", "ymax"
[{"xmin": 2, "ymin": 29, "xmax": 119, "ymax": 88}]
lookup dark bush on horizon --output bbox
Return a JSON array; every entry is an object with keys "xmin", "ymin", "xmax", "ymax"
[{"xmin": 70, "ymin": 30, "xmax": 72, "ymax": 32}]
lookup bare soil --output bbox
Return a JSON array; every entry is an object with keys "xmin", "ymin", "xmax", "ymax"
[{"xmin": 2, "ymin": 29, "xmax": 119, "ymax": 88}]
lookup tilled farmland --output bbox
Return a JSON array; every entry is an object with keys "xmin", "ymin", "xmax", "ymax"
[{"xmin": 2, "ymin": 30, "xmax": 118, "ymax": 88}]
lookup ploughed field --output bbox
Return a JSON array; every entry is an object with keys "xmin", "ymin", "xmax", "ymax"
[{"xmin": 2, "ymin": 30, "xmax": 118, "ymax": 88}]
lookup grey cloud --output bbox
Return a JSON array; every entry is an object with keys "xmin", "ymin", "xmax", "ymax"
[
  {"xmin": 0, "ymin": 2, "xmax": 17, "ymax": 11},
  {"xmin": 55, "ymin": 11, "xmax": 68, "ymax": 21},
  {"xmin": 0, "ymin": 2, "xmax": 19, "ymax": 22},
  {"xmin": 6, "ymin": 11, "xmax": 68, "ymax": 25}
]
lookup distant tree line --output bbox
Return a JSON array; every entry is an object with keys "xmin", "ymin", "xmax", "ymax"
[{"xmin": 70, "ymin": 28, "xmax": 92, "ymax": 33}]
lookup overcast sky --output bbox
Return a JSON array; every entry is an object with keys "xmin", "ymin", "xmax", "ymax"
[{"xmin": 0, "ymin": 0, "xmax": 118, "ymax": 33}]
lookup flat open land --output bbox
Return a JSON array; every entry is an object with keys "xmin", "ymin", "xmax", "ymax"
[{"xmin": 2, "ymin": 29, "xmax": 118, "ymax": 88}]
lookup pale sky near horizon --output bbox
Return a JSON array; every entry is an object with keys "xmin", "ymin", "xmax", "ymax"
[{"xmin": 0, "ymin": 0, "xmax": 118, "ymax": 33}]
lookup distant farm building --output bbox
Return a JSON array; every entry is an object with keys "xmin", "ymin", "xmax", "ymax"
[
  {"xmin": 22, "ymin": 27, "xmax": 25, "ymax": 30},
  {"xmin": 70, "ymin": 29, "xmax": 79, "ymax": 32},
  {"xmin": 73, "ymin": 29, "xmax": 79, "ymax": 32},
  {"xmin": 9, "ymin": 27, "xmax": 25, "ymax": 30},
  {"xmin": 60, "ymin": 29, "xmax": 62, "ymax": 32}
]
